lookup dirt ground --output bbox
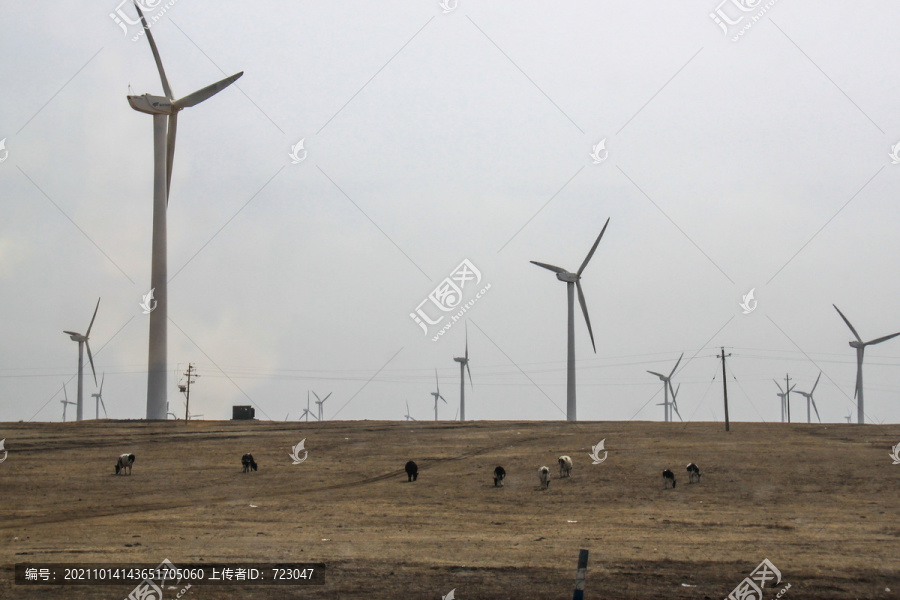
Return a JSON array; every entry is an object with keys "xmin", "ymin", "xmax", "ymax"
[{"xmin": 0, "ymin": 419, "xmax": 897, "ymax": 599}]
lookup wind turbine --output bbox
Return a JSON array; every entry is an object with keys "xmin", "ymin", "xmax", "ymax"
[
  {"xmin": 59, "ymin": 383, "xmax": 76, "ymax": 423},
  {"xmin": 648, "ymin": 353, "xmax": 683, "ymax": 423},
  {"xmin": 793, "ymin": 372, "xmax": 822, "ymax": 424},
  {"xmin": 453, "ymin": 323, "xmax": 473, "ymax": 421},
  {"xmin": 773, "ymin": 379, "xmax": 794, "ymax": 423},
  {"xmin": 430, "ymin": 369, "xmax": 447, "ymax": 421},
  {"xmin": 312, "ymin": 391, "xmax": 331, "ymax": 421},
  {"xmin": 299, "ymin": 391, "xmax": 315, "ymax": 422},
  {"xmin": 63, "ymin": 298, "xmax": 100, "ymax": 422},
  {"xmin": 404, "ymin": 401, "xmax": 416, "ymax": 421},
  {"xmin": 531, "ymin": 218, "xmax": 609, "ymax": 421},
  {"xmin": 127, "ymin": 1, "xmax": 243, "ymax": 420},
  {"xmin": 844, "ymin": 409, "xmax": 852, "ymax": 424},
  {"xmin": 91, "ymin": 373, "xmax": 107, "ymax": 419},
  {"xmin": 833, "ymin": 305, "xmax": 900, "ymax": 425}
]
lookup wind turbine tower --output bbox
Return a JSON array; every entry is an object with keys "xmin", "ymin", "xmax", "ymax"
[
  {"xmin": 453, "ymin": 323, "xmax": 473, "ymax": 421},
  {"xmin": 63, "ymin": 298, "xmax": 100, "ymax": 422},
  {"xmin": 126, "ymin": 1, "xmax": 243, "ymax": 419},
  {"xmin": 648, "ymin": 353, "xmax": 683, "ymax": 423},
  {"xmin": 833, "ymin": 305, "xmax": 900, "ymax": 425},
  {"xmin": 530, "ymin": 218, "xmax": 609, "ymax": 421},
  {"xmin": 312, "ymin": 391, "xmax": 331, "ymax": 421}
]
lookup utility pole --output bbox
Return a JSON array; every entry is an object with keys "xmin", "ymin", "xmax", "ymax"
[
  {"xmin": 180, "ymin": 363, "xmax": 198, "ymax": 421},
  {"xmin": 718, "ymin": 347, "xmax": 731, "ymax": 432},
  {"xmin": 784, "ymin": 373, "xmax": 791, "ymax": 423}
]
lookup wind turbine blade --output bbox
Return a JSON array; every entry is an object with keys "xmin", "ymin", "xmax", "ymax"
[
  {"xmin": 100, "ymin": 397, "xmax": 108, "ymax": 418},
  {"xmin": 832, "ymin": 304, "xmax": 862, "ymax": 343},
  {"xmin": 854, "ymin": 360, "xmax": 861, "ymax": 399},
  {"xmin": 62, "ymin": 382, "xmax": 68, "ymax": 402},
  {"xmin": 133, "ymin": 1, "xmax": 173, "ymax": 99},
  {"xmin": 668, "ymin": 353, "xmax": 683, "ymax": 379},
  {"xmin": 773, "ymin": 379, "xmax": 784, "ymax": 393},
  {"xmin": 63, "ymin": 330, "xmax": 80, "ymax": 337},
  {"xmin": 322, "ymin": 393, "xmax": 332, "ymax": 402},
  {"xmin": 465, "ymin": 322, "xmax": 468, "ymax": 361},
  {"xmin": 99, "ymin": 372, "xmax": 105, "ymax": 394},
  {"xmin": 85, "ymin": 340, "xmax": 97, "ymax": 386},
  {"xmin": 530, "ymin": 261, "xmax": 566, "ymax": 274},
  {"xmin": 811, "ymin": 398, "xmax": 820, "ymax": 422},
  {"xmin": 435, "ymin": 369, "xmax": 439, "ymax": 394},
  {"xmin": 466, "ymin": 361, "xmax": 473, "ymax": 388},
  {"xmin": 312, "ymin": 391, "xmax": 321, "ymax": 402},
  {"xmin": 866, "ymin": 331, "xmax": 900, "ymax": 346},
  {"xmin": 576, "ymin": 280, "xmax": 596, "ymax": 352},
  {"xmin": 85, "ymin": 298, "xmax": 100, "ymax": 338},
  {"xmin": 173, "ymin": 72, "xmax": 243, "ymax": 109},
  {"xmin": 647, "ymin": 371, "xmax": 666, "ymax": 379},
  {"xmin": 577, "ymin": 217, "xmax": 610, "ymax": 276},
  {"xmin": 440, "ymin": 395, "xmax": 447, "ymax": 404},
  {"xmin": 811, "ymin": 371, "xmax": 821, "ymax": 394},
  {"xmin": 165, "ymin": 112, "xmax": 177, "ymax": 202}
]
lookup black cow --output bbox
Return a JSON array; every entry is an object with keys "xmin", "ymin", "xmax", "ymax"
[
  {"xmin": 662, "ymin": 468, "xmax": 676, "ymax": 489},
  {"xmin": 686, "ymin": 463, "xmax": 701, "ymax": 483},
  {"xmin": 405, "ymin": 460, "xmax": 418, "ymax": 482},
  {"xmin": 115, "ymin": 453, "xmax": 135, "ymax": 475},
  {"xmin": 241, "ymin": 453, "xmax": 258, "ymax": 472},
  {"xmin": 493, "ymin": 466, "xmax": 506, "ymax": 487}
]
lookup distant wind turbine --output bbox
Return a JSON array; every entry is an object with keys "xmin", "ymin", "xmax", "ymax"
[
  {"xmin": 844, "ymin": 409, "xmax": 852, "ymax": 424},
  {"xmin": 833, "ymin": 304, "xmax": 900, "ymax": 425},
  {"xmin": 453, "ymin": 323, "xmax": 473, "ymax": 421},
  {"xmin": 60, "ymin": 383, "xmax": 76, "ymax": 423},
  {"xmin": 404, "ymin": 401, "xmax": 416, "ymax": 421},
  {"xmin": 648, "ymin": 353, "xmax": 683, "ymax": 423},
  {"xmin": 312, "ymin": 391, "xmax": 331, "ymax": 421},
  {"xmin": 63, "ymin": 298, "xmax": 100, "ymax": 422},
  {"xmin": 299, "ymin": 391, "xmax": 314, "ymax": 422},
  {"xmin": 792, "ymin": 372, "xmax": 822, "ymax": 424},
  {"xmin": 430, "ymin": 369, "xmax": 447, "ymax": 421},
  {"xmin": 91, "ymin": 372, "xmax": 107, "ymax": 420},
  {"xmin": 127, "ymin": 1, "xmax": 243, "ymax": 420},
  {"xmin": 531, "ymin": 218, "xmax": 609, "ymax": 421},
  {"xmin": 773, "ymin": 379, "xmax": 794, "ymax": 423}
]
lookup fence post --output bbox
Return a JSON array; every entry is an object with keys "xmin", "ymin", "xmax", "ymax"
[{"xmin": 573, "ymin": 549, "xmax": 589, "ymax": 600}]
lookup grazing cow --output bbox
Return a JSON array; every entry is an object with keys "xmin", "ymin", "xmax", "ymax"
[
  {"xmin": 538, "ymin": 466, "xmax": 551, "ymax": 489},
  {"xmin": 115, "ymin": 453, "xmax": 135, "ymax": 476},
  {"xmin": 662, "ymin": 468, "xmax": 676, "ymax": 489},
  {"xmin": 558, "ymin": 455, "xmax": 573, "ymax": 478},
  {"xmin": 686, "ymin": 463, "xmax": 701, "ymax": 483},
  {"xmin": 241, "ymin": 453, "xmax": 258, "ymax": 472},
  {"xmin": 405, "ymin": 460, "xmax": 418, "ymax": 482},
  {"xmin": 493, "ymin": 466, "xmax": 506, "ymax": 487}
]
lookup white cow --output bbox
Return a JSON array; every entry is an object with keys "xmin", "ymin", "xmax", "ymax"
[
  {"xmin": 558, "ymin": 455, "xmax": 573, "ymax": 478},
  {"xmin": 116, "ymin": 453, "xmax": 135, "ymax": 475},
  {"xmin": 538, "ymin": 466, "xmax": 551, "ymax": 489}
]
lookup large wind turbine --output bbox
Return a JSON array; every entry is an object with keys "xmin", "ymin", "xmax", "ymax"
[
  {"xmin": 833, "ymin": 305, "xmax": 900, "ymax": 425},
  {"xmin": 648, "ymin": 353, "xmax": 683, "ymax": 423},
  {"xmin": 91, "ymin": 373, "xmax": 107, "ymax": 420},
  {"xmin": 793, "ymin": 372, "xmax": 822, "ymax": 424},
  {"xmin": 453, "ymin": 323, "xmax": 473, "ymax": 421},
  {"xmin": 127, "ymin": 1, "xmax": 243, "ymax": 420},
  {"xmin": 430, "ymin": 369, "xmax": 447, "ymax": 421},
  {"xmin": 531, "ymin": 218, "xmax": 609, "ymax": 421},
  {"xmin": 63, "ymin": 298, "xmax": 100, "ymax": 422}
]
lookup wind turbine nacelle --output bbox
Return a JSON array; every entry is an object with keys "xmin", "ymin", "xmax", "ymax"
[
  {"xmin": 849, "ymin": 340, "xmax": 863, "ymax": 348},
  {"xmin": 556, "ymin": 272, "xmax": 578, "ymax": 283},
  {"xmin": 128, "ymin": 93, "xmax": 174, "ymax": 115}
]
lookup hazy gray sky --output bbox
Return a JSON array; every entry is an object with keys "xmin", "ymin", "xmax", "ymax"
[{"xmin": 2, "ymin": 1, "xmax": 899, "ymax": 424}]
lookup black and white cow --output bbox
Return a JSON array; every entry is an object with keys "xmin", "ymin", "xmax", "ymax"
[
  {"xmin": 405, "ymin": 460, "xmax": 418, "ymax": 482},
  {"xmin": 558, "ymin": 455, "xmax": 573, "ymax": 478},
  {"xmin": 686, "ymin": 463, "xmax": 701, "ymax": 483},
  {"xmin": 493, "ymin": 466, "xmax": 506, "ymax": 487},
  {"xmin": 538, "ymin": 466, "xmax": 551, "ymax": 489},
  {"xmin": 662, "ymin": 468, "xmax": 676, "ymax": 489},
  {"xmin": 115, "ymin": 453, "xmax": 135, "ymax": 475},
  {"xmin": 241, "ymin": 453, "xmax": 258, "ymax": 472}
]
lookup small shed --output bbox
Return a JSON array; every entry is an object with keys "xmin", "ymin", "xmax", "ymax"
[{"xmin": 232, "ymin": 405, "xmax": 255, "ymax": 420}]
